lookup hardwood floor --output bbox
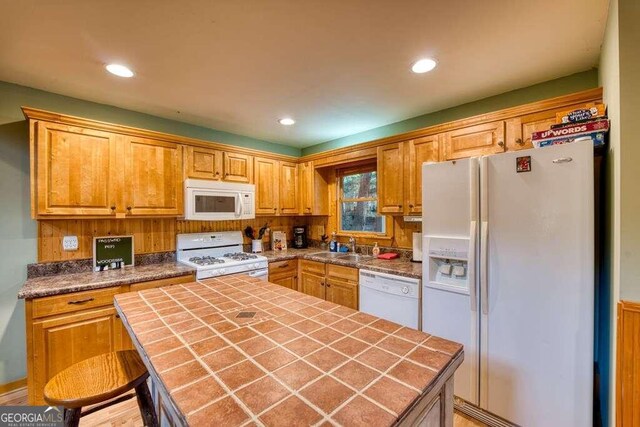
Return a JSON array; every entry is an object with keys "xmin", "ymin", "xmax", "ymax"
[{"xmin": 0, "ymin": 387, "xmax": 486, "ymax": 426}]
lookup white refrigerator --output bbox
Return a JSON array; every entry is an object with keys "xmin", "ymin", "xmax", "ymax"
[{"xmin": 421, "ymin": 141, "xmax": 594, "ymax": 427}]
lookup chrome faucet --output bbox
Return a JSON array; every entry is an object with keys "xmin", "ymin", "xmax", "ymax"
[{"xmin": 348, "ymin": 235, "xmax": 356, "ymax": 253}]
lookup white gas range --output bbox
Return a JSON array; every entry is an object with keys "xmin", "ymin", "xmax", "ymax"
[{"xmin": 177, "ymin": 231, "xmax": 268, "ymax": 280}]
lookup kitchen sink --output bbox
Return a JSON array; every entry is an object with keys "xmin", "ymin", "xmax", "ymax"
[
  {"xmin": 309, "ymin": 251, "xmax": 344, "ymax": 259},
  {"xmin": 338, "ymin": 254, "xmax": 373, "ymax": 262}
]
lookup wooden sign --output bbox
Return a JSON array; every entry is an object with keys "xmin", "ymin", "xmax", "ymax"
[{"xmin": 93, "ymin": 235, "xmax": 134, "ymax": 271}]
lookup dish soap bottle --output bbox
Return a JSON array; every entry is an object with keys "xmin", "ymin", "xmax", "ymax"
[
  {"xmin": 372, "ymin": 242, "xmax": 380, "ymax": 257},
  {"xmin": 329, "ymin": 232, "xmax": 338, "ymax": 252}
]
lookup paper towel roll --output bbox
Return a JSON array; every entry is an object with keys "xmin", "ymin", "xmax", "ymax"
[{"xmin": 412, "ymin": 232, "xmax": 422, "ymax": 262}]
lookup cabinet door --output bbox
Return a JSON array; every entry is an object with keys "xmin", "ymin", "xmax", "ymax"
[
  {"xmin": 378, "ymin": 142, "xmax": 404, "ymax": 214},
  {"xmin": 270, "ymin": 272, "xmax": 298, "ymax": 290},
  {"xmin": 254, "ymin": 157, "xmax": 279, "ymax": 215},
  {"xmin": 34, "ymin": 122, "xmax": 118, "ymax": 217},
  {"xmin": 404, "ymin": 135, "xmax": 440, "ymax": 215},
  {"xmin": 125, "ymin": 137, "xmax": 183, "ymax": 216},
  {"xmin": 300, "ymin": 272, "xmax": 326, "ymax": 299},
  {"xmin": 223, "ymin": 152, "xmax": 253, "ymax": 183},
  {"xmin": 299, "ymin": 161, "xmax": 328, "ymax": 215},
  {"xmin": 299, "ymin": 162, "xmax": 314, "ymax": 215},
  {"xmin": 505, "ymin": 103, "xmax": 589, "ymax": 151},
  {"xmin": 30, "ymin": 307, "xmax": 120, "ymax": 404},
  {"xmin": 279, "ymin": 161, "xmax": 299, "ymax": 215},
  {"xmin": 184, "ymin": 146, "xmax": 222, "ymax": 180},
  {"xmin": 442, "ymin": 121, "xmax": 505, "ymax": 160},
  {"xmin": 326, "ymin": 279, "xmax": 358, "ymax": 310}
]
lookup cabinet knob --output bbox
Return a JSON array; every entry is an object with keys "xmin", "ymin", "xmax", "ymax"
[
  {"xmin": 398, "ymin": 205, "xmax": 402, "ymax": 208},
  {"xmin": 111, "ymin": 206, "xmax": 116, "ymax": 211},
  {"xmin": 126, "ymin": 206, "xmax": 132, "ymax": 211},
  {"xmin": 515, "ymin": 138, "xmax": 524, "ymax": 145},
  {"xmin": 498, "ymin": 141, "xmax": 505, "ymax": 147},
  {"xmin": 326, "ymin": 283, "xmax": 331, "ymax": 288},
  {"xmin": 273, "ymin": 207, "xmax": 277, "ymax": 211},
  {"xmin": 408, "ymin": 204, "xmax": 414, "ymax": 208},
  {"xmin": 215, "ymin": 171, "xmax": 220, "ymax": 175}
]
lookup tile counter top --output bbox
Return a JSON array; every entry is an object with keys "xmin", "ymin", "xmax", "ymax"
[
  {"xmin": 262, "ymin": 249, "xmax": 423, "ymax": 279},
  {"xmin": 18, "ymin": 262, "xmax": 196, "ymax": 299},
  {"xmin": 115, "ymin": 274, "xmax": 463, "ymax": 426}
]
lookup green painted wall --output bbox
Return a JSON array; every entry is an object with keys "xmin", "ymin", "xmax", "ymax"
[{"xmin": 302, "ymin": 69, "xmax": 599, "ymax": 156}]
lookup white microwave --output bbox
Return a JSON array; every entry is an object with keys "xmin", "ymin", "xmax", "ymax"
[{"xmin": 184, "ymin": 179, "xmax": 255, "ymax": 220}]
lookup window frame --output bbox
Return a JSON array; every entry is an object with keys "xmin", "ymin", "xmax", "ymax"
[{"xmin": 336, "ymin": 164, "xmax": 391, "ymax": 238}]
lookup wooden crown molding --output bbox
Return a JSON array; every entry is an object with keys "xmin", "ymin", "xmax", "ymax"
[
  {"xmin": 299, "ymin": 87, "xmax": 603, "ymax": 163},
  {"xmin": 21, "ymin": 107, "xmax": 299, "ymax": 163}
]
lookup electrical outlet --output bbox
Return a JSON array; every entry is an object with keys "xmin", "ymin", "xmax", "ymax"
[{"xmin": 62, "ymin": 235, "xmax": 79, "ymax": 251}]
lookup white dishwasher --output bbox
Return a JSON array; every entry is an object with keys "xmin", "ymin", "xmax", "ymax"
[{"xmin": 359, "ymin": 270, "xmax": 421, "ymax": 329}]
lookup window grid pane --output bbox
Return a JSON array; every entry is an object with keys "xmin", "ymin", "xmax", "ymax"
[{"xmin": 339, "ymin": 170, "xmax": 385, "ymax": 234}]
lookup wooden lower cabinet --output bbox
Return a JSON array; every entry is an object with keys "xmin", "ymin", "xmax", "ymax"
[
  {"xmin": 268, "ymin": 260, "xmax": 298, "ymax": 290},
  {"xmin": 325, "ymin": 279, "xmax": 358, "ymax": 310},
  {"xmin": 298, "ymin": 260, "xmax": 358, "ymax": 310},
  {"xmin": 25, "ymin": 273, "xmax": 194, "ymax": 405}
]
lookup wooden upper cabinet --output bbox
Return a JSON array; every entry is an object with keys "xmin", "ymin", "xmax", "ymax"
[
  {"xmin": 279, "ymin": 161, "xmax": 299, "ymax": 215},
  {"xmin": 404, "ymin": 135, "xmax": 440, "ymax": 215},
  {"xmin": 442, "ymin": 121, "xmax": 506, "ymax": 160},
  {"xmin": 223, "ymin": 152, "xmax": 253, "ymax": 183},
  {"xmin": 124, "ymin": 137, "xmax": 183, "ymax": 216},
  {"xmin": 377, "ymin": 142, "xmax": 404, "ymax": 214},
  {"xmin": 505, "ymin": 103, "xmax": 590, "ymax": 151},
  {"xmin": 184, "ymin": 146, "xmax": 222, "ymax": 180},
  {"xmin": 33, "ymin": 122, "xmax": 119, "ymax": 217},
  {"xmin": 254, "ymin": 157, "xmax": 279, "ymax": 215},
  {"xmin": 299, "ymin": 161, "xmax": 329, "ymax": 215}
]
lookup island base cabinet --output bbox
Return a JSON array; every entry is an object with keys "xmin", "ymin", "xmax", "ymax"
[{"xmin": 300, "ymin": 272, "xmax": 326, "ymax": 299}]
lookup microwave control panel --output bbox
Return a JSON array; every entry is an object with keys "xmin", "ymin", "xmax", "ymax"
[{"xmin": 241, "ymin": 193, "xmax": 254, "ymax": 216}]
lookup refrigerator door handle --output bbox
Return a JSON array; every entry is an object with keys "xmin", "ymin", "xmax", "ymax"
[
  {"xmin": 480, "ymin": 221, "xmax": 489, "ymax": 315},
  {"xmin": 468, "ymin": 220, "xmax": 477, "ymax": 311}
]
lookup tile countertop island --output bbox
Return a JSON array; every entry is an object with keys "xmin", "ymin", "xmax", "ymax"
[{"xmin": 115, "ymin": 274, "xmax": 463, "ymax": 427}]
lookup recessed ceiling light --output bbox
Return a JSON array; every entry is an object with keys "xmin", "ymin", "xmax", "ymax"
[
  {"xmin": 278, "ymin": 118, "xmax": 295, "ymax": 126},
  {"xmin": 411, "ymin": 58, "xmax": 437, "ymax": 74},
  {"xmin": 105, "ymin": 64, "xmax": 134, "ymax": 78}
]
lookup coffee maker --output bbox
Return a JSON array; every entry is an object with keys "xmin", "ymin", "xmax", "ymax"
[{"xmin": 292, "ymin": 226, "xmax": 308, "ymax": 249}]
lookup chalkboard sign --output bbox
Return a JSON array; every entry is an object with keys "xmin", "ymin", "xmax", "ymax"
[{"xmin": 93, "ymin": 235, "xmax": 134, "ymax": 271}]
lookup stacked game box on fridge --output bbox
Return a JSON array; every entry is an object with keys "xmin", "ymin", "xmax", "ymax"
[{"xmin": 531, "ymin": 102, "xmax": 609, "ymax": 148}]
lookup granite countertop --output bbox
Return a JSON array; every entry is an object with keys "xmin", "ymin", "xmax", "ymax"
[
  {"xmin": 262, "ymin": 249, "xmax": 423, "ymax": 279},
  {"xmin": 115, "ymin": 274, "xmax": 463, "ymax": 426},
  {"xmin": 18, "ymin": 262, "xmax": 196, "ymax": 299}
]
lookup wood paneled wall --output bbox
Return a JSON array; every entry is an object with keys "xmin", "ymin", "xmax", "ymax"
[
  {"xmin": 37, "ymin": 217, "xmax": 305, "ymax": 262},
  {"xmin": 617, "ymin": 300, "xmax": 640, "ymax": 426}
]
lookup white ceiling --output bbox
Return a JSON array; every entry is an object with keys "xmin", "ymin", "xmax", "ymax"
[{"xmin": 0, "ymin": 0, "xmax": 608, "ymax": 148}]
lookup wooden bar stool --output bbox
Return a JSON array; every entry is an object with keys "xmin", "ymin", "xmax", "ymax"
[{"xmin": 43, "ymin": 350, "xmax": 158, "ymax": 427}]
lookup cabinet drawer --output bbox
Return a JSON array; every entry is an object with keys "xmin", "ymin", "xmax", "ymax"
[
  {"xmin": 129, "ymin": 274, "xmax": 194, "ymax": 292},
  {"xmin": 300, "ymin": 260, "xmax": 325, "ymax": 276},
  {"xmin": 269, "ymin": 260, "xmax": 297, "ymax": 275},
  {"xmin": 32, "ymin": 287, "xmax": 119, "ymax": 319},
  {"xmin": 326, "ymin": 264, "xmax": 358, "ymax": 283}
]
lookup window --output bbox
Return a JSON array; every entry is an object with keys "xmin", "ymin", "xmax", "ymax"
[{"xmin": 338, "ymin": 166, "xmax": 386, "ymax": 234}]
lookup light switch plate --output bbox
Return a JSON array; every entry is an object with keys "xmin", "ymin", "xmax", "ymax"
[{"xmin": 62, "ymin": 235, "xmax": 78, "ymax": 251}]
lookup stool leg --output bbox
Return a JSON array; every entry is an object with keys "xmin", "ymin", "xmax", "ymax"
[
  {"xmin": 63, "ymin": 408, "xmax": 81, "ymax": 427},
  {"xmin": 135, "ymin": 380, "xmax": 158, "ymax": 427}
]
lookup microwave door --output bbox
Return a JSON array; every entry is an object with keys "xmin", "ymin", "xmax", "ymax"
[{"xmin": 191, "ymin": 191, "xmax": 238, "ymax": 219}]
